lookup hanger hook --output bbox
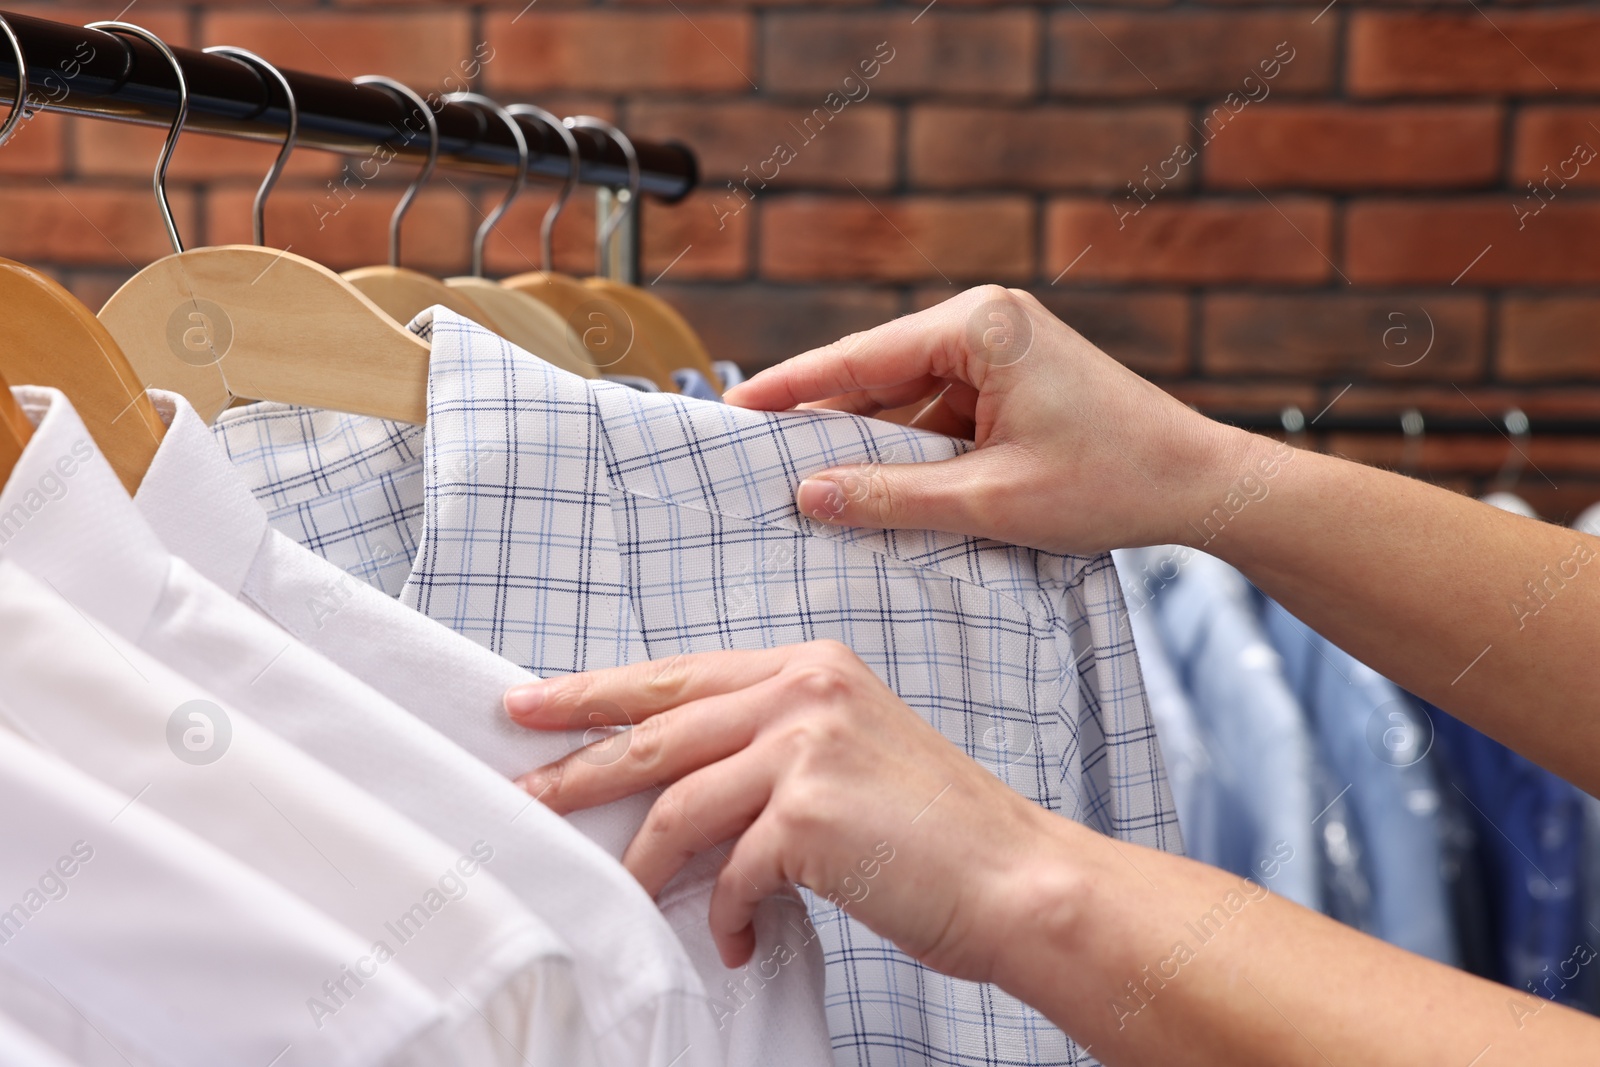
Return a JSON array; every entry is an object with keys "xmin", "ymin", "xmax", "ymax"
[
  {"xmin": 443, "ymin": 93, "xmax": 527, "ymax": 279},
  {"xmin": 1279, "ymin": 405, "xmax": 1308, "ymax": 452},
  {"xmin": 1494, "ymin": 408, "xmax": 1531, "ymax": 493},
  {"xmin": 564, "ymin": 115, "xmax": 640, "ymax": 274},
  {"xmin": 353, "ymin": 75, "xmax": 437, "ymax": 268},
  {"xmin": 1400, "ymin": 407, "xmax": 1424, "ymax": 478},
  {"xmin": 87, "ymin": 21, "xmax": 188, "ymax": 254},
  {"xmin": 0, "ymin": 15, "xmax": 27, "ymax": 150},
  {"xmin": 506, "ymin": 103, "xmax": 578, "ymax": 274},
  {"xmin": 202, "ymin": 47, "xmax": 298, "ymax": 248}
]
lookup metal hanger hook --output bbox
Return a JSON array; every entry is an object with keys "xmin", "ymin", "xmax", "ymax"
[
  {"xmin": 0, "ymin": 15, "xmax": 27, "ymax": 150},
  {"xmin": 506, "ymin": 103, "xmax": 578, "ymax": 274},
  {"xmin": 564, "ymin": 115, "xmax": 640, "ymax": 267},
  {"xmin": 443, "ymin": 92, "xmax": 527, "ymax": 279},
  {"xmin": 1494, "ymin": 408, "xmax": 1531, "ymax": 493},
  {"xmin": 87, "ymin": 21, "xmax": 188, "ymax": 254},
  {"xmin": 202, "ymin": 47, "xmax": 298, "ymax": 248},
  {"xmin": 1400, "ymin": 407, "xmax": 1424, "ymax": 478},
  {"xmin": 353, "ymin": 75, "xmax": 437, "ymax": 268}
]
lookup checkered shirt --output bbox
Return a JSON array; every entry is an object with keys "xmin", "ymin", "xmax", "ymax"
[{"xmin": 213, "ymin": 308, "xmax": 1182, "ymax": 1067}]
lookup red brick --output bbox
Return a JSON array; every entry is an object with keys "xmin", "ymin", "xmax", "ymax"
[
  {"xmin": 910, "ymin": 285, "xmax": 1190, "ymax": 377},
  {"xmin": 1202, "ymin": 293, "xmax": 1487, "ymax": 380},
  {"xmin": 0, "ymin": 183, "xmax": 199, "ymax": 266},
  {"xmin": 200, "ymin": 11, "xmax": 473, "ymax": 89},
  {"xmin": 1327, "ymin": 387, "xmax": 1600, "ymax": 478},
  {"xmin": 1046, "ymin": 199, "xmax": 1333, "ymax": 284},
  {"xmin": 1500, "ymin": 297, "xmax": 1600, "ymax": 382},
  {"xmin": 761, "ymin": 195, "xmax": 1034, "ymax": 283},
  {"xmin": 206, "ymin": 182, "xmax": 472, "ymax": 273},
  {"xmin": 73, "ymin": 121, "xmax": 340, "ymax": 183},
  {"xmin": 654, "ymin": 284, "xmax": 899, "ymax": 371},
  {"xmin": 640, "ymin": 190, "xmax": 752, "ymax": 281},
  {"xmin": 476, "ymin": 185, "xmax": 751, "ymax": 282},
  {"xmin": 1162, "ymin": 381, "xmax": 1318, "ymax": 413},
  {"xmin": 0, "ymin": 111, "xmax": 66, "ymax": 177},
  {"xmin": 612, "ymin": 0, "xmax": 868, "ymax": 7},
  {"xmin": 1350, "ymin": 12, "xmax": 1600, "ymax": 97},
  {"xmin": 908, "ymin": 105, "xmax": 1191, "ymax": 191},
  {"xmin": 1346, "ymin": 200, "xmax": 1600, "ymax": 286},
  {"xmin": 480, "ymin": 189, "xmax": 600, "ymax": 277},
  {"xmin": 763, "ymin": 13, "xmax": 1037, "ymax": 99},
  {"xmin": 485, "ymin": 12, "xmax": 753, "ymax": 94},
  {"xmin": 1206, "ymin": 105, "xmax": 1502, "ymax": 191},
  {"xmin": 60, "ymin": 270, "xmax": 136, "ymax": 315},
  {"xmin": 627, "ymin": 101, "xmax": 896, "ymax": 189},
  {"xmin": 1048, "ymin": 12, "xmax": 1333, "ymax": 97},
  {"xmin": 1512, "ymin": 109, "xmax": 1600, "ymax": 190}
]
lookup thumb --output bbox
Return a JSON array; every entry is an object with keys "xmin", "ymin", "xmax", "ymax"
[{"xmin": 795, "ymin": 452, "xmax": 999, "ymax": 536}]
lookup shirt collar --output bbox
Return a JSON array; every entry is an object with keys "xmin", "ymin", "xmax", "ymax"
[
  {"xmin": 413, "ymin": 308, "xmax": 635, "ymax": 670},
  {"xmin": 135, "ymin": 389, "xmax": 272, "ymax": 598},
  {"xmin": 0, "ymin": 386, "xmax": 170, "ymax": 637}
]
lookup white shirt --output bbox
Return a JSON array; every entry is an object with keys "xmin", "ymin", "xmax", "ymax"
[
  {"xmin": 0, "ymin": 389, "xmax": 576, "ymax": 1067},
  {"xmin": 132, "ymin": 389, "xmax": 719, "ymax": 1067},
  {"xmin": 0, "ymin": 590, "xmax": 445, "ymax": 1066},
  {"xmin": 0, "ymin": 1010, "xmax": 81, "ymax": 1067}
]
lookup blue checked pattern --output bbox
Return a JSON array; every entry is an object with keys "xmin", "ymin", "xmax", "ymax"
[{"xmin": 214, "ymin": 309, "xmax": 1182, "ymax": 1067}]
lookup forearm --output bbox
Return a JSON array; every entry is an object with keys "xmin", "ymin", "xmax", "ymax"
[
  {"xmin": 1188, "ymin": 430, "xmax": 1600, "ymax": 794},
  {"xmin": 995, "ymin": 815, "xmax": 1599, "ymax": 1067}
]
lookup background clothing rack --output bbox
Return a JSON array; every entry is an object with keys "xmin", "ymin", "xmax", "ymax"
[
  {"xmin": 1202, "ymin": 408, "xmax": 1598, "ymax": 437},
  {"xmin": 0, "ymin": 9, "xmax": 699, "ymax": 281}
]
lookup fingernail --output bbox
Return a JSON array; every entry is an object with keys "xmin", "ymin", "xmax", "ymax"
[
  {"xmin": 505, "ymin": 683, "xmax": 547, "ymax": 720},
  {"xmin": 797, "ymin": 477, "xmax": 845, "ymax": 522},
  {"xmin": 517, "ymin": 769, "xmax": 551, "ymax": 798}
]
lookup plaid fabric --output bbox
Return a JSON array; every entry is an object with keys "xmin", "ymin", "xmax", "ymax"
[{"xmin": 214, "ymin": 309, "xmax": 1182, "ymax": 1067}]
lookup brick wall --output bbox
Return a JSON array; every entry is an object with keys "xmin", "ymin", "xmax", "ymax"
[{"xmin": 5, "ymin": 1, "xmax": 1600, "ymax": 513}]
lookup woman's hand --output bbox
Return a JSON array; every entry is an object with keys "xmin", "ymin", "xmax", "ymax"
[
  {"xmin": 725, "ymin": 285, "xmax": 1249, "ymax": 555},
  {"xmin": 504, "ymin": 640, "xmax": 1074, "ymax": 982}
]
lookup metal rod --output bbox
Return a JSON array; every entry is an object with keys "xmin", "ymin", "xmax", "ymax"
[
  {"xmin": 596, "ymin": 187, "xmax": 641, "ymax": 284},
  {"xmin": 0, "ymin": 9, "xmax": 697, "ymax": 202},
  {"xmin": 1205, "ymin": 411, "xmax": 1600, "ymax": 436}
]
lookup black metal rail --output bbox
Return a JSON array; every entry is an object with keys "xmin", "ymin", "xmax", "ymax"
[{"xmin": 0, "ymin": 10, "xmax": 697, "ymax": 201}]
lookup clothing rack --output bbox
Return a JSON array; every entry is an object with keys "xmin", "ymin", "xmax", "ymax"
[
  {"xmin": 0, "ymin": 10, "xmax": 698, "ymax": 281},
  {"xmin": 1204, "ymin": 408, "xmax": 1600, "ymax": 437}
]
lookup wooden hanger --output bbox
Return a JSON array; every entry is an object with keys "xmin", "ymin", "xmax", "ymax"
[
  {"xmin": 0, "ymin": 260, "xmax": 165, "ymax": 491},
  {"xmin": 0, "ymin": 365, "xmax": 31, "ymax": 488},
  {"xmin": 585, "ymin": 277, "xmax": 719, "ymax": 393},
  {"xmin": 96, "ymin": 40, "xmax": 432, "ymax": 426},
  {"xmin": 0, "ymin": 20, "xmax": 163, "ymax": 491},
  {"xmin": 570, "ymin": 115, "xmax": 717, "ymax": 393},
  {"xmin": 501, "ymin": 115, "xmax": 678, "ymax": 386},
  {"xmin": 338, "ymin": 77, "xmax": 493, "ymax": 328},
  {"xmin": 435, "ymin": 94, "xmax": 596, "ymax": 379}
]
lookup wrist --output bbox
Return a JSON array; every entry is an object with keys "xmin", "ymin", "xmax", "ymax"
[
  {"xmin": 981, "ymin": 808, "xmax": 1097, "ymax": 999},
  {"xmin": 1166, "ymin": 425, "xmax": 1295, "ymax": 554}
]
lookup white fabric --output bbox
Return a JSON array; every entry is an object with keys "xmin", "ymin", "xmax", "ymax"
[
  {"xmin": 0, "ymin": 583, "xmax": 445, "ymax": 1066},
  {"xmin": 0, "ymin": 1011, "xmax": 79, "ymax": 1067},
  {"xmin": 0, "ymin": 389, "xmax": 575, "ymax": 1067},
  {"xmin": 133, "ymin": 390, "xmax": 719, "ymax": 1067}
]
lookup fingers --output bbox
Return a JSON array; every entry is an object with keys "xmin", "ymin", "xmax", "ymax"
[
  {"xmin": 514, "ymin": 678, "xmax": 786, "ymax": 815},
  {"xmin": 795, "ymin": 448, "xmax": 1005, "ymax": 535},
  {"xmin": 622, "ymin": 749, "xmax": 775, "ymax": 898},
  {"xmin": 725, "ymin": 288, "xmax": 1010, "ymax": 412},
  {"xmin": 707, "ymin": 820, "xmax": 792, "ymax": 968},
  {"xmin": 505, "ymin": 647, "xmax": 786, "ymax": 728}
]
